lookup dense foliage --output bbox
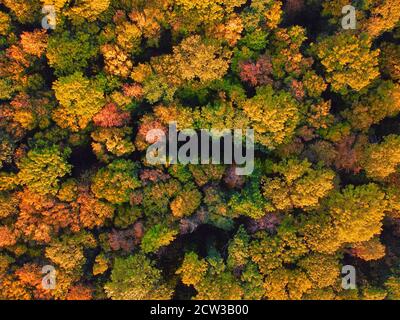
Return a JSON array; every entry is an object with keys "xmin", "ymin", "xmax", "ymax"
[{"xmin": 0, "ymin": 0, "xmax": 400, "ymax": 300}]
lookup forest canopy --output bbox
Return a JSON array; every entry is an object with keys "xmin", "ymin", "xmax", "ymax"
[{"xmin": 0, "ymin": 0, "xmax": 400, "ymax": 301}]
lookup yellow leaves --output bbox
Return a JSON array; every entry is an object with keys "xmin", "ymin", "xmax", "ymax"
[
  {"xmin": 298, "ymin": 254, "xmax": 340, "ymax": 289},
  {"xmin": 116, "ymin": 21, "xmax": 142, "ymax": 52},
  {"xmin": 0, "ymin": 12, "xmax": 11, "ymax": 36},
  {"xmin": 66, "ymin": 0, "xmax": 111, "ymax": 22},
  {"xmin": 363, "ymin": 0, "xmax": 400, "ymax": 38},
  {"xmin": 176, "ymin": 252, "xmax": 208, "ymax": 286},
  {"xmin": 170, "ymin": 188, "xmax": 202, "ymax": 218},
  {"xmin": 328, "ymin": 184, "xmax": 387, "ymax": 244},
  {"xmin": 91, "ymin": 127, "xmax": 135, "ymax": 160},
  {"xmin": 52, "ymin": 72, "xmax": 105, "ymax": 132},
  {"xmin": 302, "ymin": 212, "xmax": 342, "ymax": 254},
  {"xmin": 264, "ymin": 1, "xmax": 282, "ymax": 29},
  {"xmin": 241, "ymin": 85, "xmax": 300, "ymax": 149},
  {"xmin": 173, "ymin": 35, "xmax": 231, "ymax": 83},
  {"xmin": 361, "ymin": 134, "xmax": 400, "ymax": 179},
  {"xmin": 93, "ymin": 254, "xmax": 109, "ymax": 276},
  {"xmin": 101, "ymin": 44, "xmax": 133, "ymax": 78},
  {"xmin": 303, "ymin": 71, "xmax": 328, "ymax": 98},
  {"xmin": 212, "ymin": 15, "xmax": 244, "ymax": 46},
  {"xmin": 131, "ymin": 63, "xmax": 153, "ymax": 83},
  {"xmin": 154, "ymin": 103, "xmax": 197, "ymax": 129},
  {"xmin": 264, "ymin": 269, "xmax": 312, "ymax": 300},
  {"xmin": 314, "ymin": 34, "xmax": 380, "ymax": 92}
]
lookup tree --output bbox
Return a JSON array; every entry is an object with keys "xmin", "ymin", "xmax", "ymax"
[
  {"xmin": 0, "ymin": 12, "xmax": 11, "ymax": 36},
  {"xmin": 298, "ymin": 253, "xmax": 340, "ymax": 289},
  {"xmin": 227, "ymin": 226, "xmax": 250, "ymax": 269},
  {"xmin": 326, "ymin": 184, "xmax": 387, "ymax": 244},
  {"xmin": 176, "ymin": 252, "xmax": 208, "ymax": 286},
  {"xmin": 140, "ymin": 224, "xmax": 178, "ymax": 253},
  {"xmin": 44, "ymin": 0, "xmax": 112, "ymax": 24},
  {"xmin": 262, "ymin": 158, "xmax": 335, "ymax": 211},
  {"xmin": 91, "ymin": 159, "xmax": 141, "ymax": 204},
  {"xmin": 240, "ymin": 85, "xmax": 300, "ymax": 149},
  {"xmin": 92, "ymin": 103, "xmax": 131, "ymax": 128},
  {"xmin": 65, "ymin": 285, "xmax": 93, "ymax": 300},
  {"xmin": 2, "ymin": 0, "xmax": 41, "ymax": 24},
  {"xmin": 47, "ymin": 31, "xmax": 98, "ymax": 76},
  {"xmin": 75, "ymin": 191, "xmax": 115, "ymax": 229},
  {"xmin": 344, "ymin": 81, "xmax": 400, "ymax": 131},
  {"xmin": 362, "ymin": 0, "xmax": 400, "ymax": 38},
  {"xmin": 45, "ymin": 232, "xmax": 96, "ymax": 274},
  {"xmin": 20, "ymin": 30, "xmax": 48, "ymax": 58},
  {"xmin": 105, "ymin": 253, "xmax": 173, "ymax": 300},
  {"xmin": 52, "ymin": 72, "xmax": 105, "ymax": 132},
  {"xmin": 312, "ymin": 33, "xmax": 380, "ymax": 93},
  {"xmin": 91, "ymin": 127, "xmax": 135, "ymax": 162},
  {"xmin": 351, "ymin": 238, "xmax": 386, "ymax": 261},
  {"xmin": 17, "ymin": 145, "xmax": 72, "ymax": 195},
  {"xmin": 170, "ymin": 186, "xmax": 202, "ymax": 218},
  {"xmin": 385, "ymin": 276, "xmax": 400, "ymax": 300},
  {"xmin": 361, "ymin": 135, "xmax": 400, "ymax": 180}
]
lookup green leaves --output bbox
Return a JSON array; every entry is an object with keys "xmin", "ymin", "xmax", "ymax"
[{"xmin": 91, "ymin": 159, "xmax": 141, "ymax": 204}]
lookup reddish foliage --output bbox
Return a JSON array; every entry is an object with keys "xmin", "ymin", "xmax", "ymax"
[
  {"xmin": 113, "ymin": 10, "xmax": 126, "ymax": 24},
  {"xmin": 20, "ymin": 29, "xmax": 48, "ymax": 57},
  {"xmin": 239, "ymin": 55, "xmax": 273, "ymax": 87},
  {"xmin": 123, "ymin": 83, "xmax": 143, "ymax": 99},
  {"xmin": 15, "ymin": 263, "xmax": 53, "ymax": 300},
  {"xmin": 139, "ymin": 169, "xmax": 170, "ymax": 185},
  {"xmin": 290, "ymin": 79, "xmax": 305, "ymax": 101},
  {"xmin": 297, "ymin": 126, "xmax": 315, "ymax": 142},
  {"xmin": 108, "ymin": 224, "xmax": 143, "ymax": 252},
  {"xmin": 284, "ymin": 0, "xmax": 305, "ymax": 17},
  {"xmin": 334, "ymin": 135, "xmax": 362, "ymax": 173},
  {"xmin": 223, "ymin": 165, "xmax": 245, "ymax": 189},
  {"xmin": 247, "ymin": 213, "xmax": 282, "ymax": 234},
  {"xmin": 66, "ymin": 285, "xmax": 93, "ymax": 300},
  {"xmin": 133, "ymin": 221, "xmax": 144, "ymax": 240},
  {"xmin": 136, "ymin": 118, "xmax": 167, "ymax": 149},
  {"xmin": 130, "ymin": 190, "xmax": 143, "ymax": 205},
  {"xmin": 92, "ymin": 103, "xmax": 130, "ymax": 128},
  {"xmin": 15, "ymin": 189, "xmax": 78, "ymax": 243}
]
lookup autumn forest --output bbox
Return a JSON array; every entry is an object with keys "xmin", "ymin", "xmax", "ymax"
[{"xmin": 0, "ymin": 0, "xmax": 400, "ymax": 301}]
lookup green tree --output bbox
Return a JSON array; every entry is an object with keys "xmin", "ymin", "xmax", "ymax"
[
  {"xmin": 17, "ymin": 145, "xmax": 72, "ymax": 195},
  {"xmin": 105, "ymin": 253, "xmax": 173, "ymax": 300},
  {"xmin": 141, "ymin": 224, "xmax": 178, "ymax": 253},
  {"xmin": 91, "ymin": 159, "xmax": 141, "ymax": 204}
]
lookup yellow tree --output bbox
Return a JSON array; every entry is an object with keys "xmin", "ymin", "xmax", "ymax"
[
  {"xmin": 312, "ymin": 33, "xmax": 380, "ymax": 92},
  {"xmin": 363, "ymin": 0, "xmax": 400, "ymax": 38},
  {"xmin": 52, "ymin": 72, "xmax": 105, "ymax": 132},
  {"xmin": 361, "ymin": 135, "xmax": 400, "ymax": 180},
  {"xmin": 327, "ymin": 184, "xmax": 387, "ymax": 244},
  {"xmin": 241, "ymin": 85, "xmax": 300, "ymax": 149},
  {"xmin": 262, "ymin": 158, "xmax": 335, "ymax": 211}
]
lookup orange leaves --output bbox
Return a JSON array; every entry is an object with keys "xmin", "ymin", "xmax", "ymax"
[
  {"xmin": 65, "ymin": 285, "xmax": 93, "ymax": 300},
  {"xmin": 75, "ymin": 192, "xmax": 114, "ymax": 229},
  {"xmin": 93, "ymin": 103, "xmax": 130, "ymax": 128},
  {"xmin": 20, "ymin": 30, "xmax": 48, "ymax": 58},
  {"xmin": 15, "ymin": 188, "xmax": 77, "ymax": 243},
  {"xmin": 0, "ymin": 225, "xmax": 17, "ymax": 248}
]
